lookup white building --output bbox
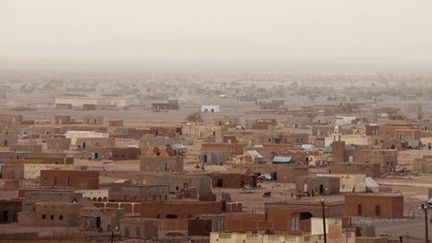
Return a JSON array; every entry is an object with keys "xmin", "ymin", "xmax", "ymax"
[
  {"xmin": 335, "ymin": 116, "xmax": 357, "ymax": 126},
  {"xmin": 201, "ymin": 105, "xmax": 220, "ymax": 113}
]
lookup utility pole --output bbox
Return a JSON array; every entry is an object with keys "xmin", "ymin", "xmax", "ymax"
[
  {"xmin": 421, "ymin": 203, "xmax": 429, "ymax": 243},
  {"xmin": 345, "ymin": 217, "xmax": 349, "ymax": 243},
  {"xmin": 110, "ymin": 226, "xmax": 119, "ymax": 243},
  {"xmin": 318, "ymin": 199, "xmax": 327, "ymax": 243}
]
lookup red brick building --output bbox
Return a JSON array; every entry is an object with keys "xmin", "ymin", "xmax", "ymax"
[
  {"xmin": 344, "ymin": 193, "xmax": 404, "ymax": 219},
  {"xmin": 136, "ymin": 201, "xmax": 224, "ymax": 219},
  {"xmin": 379, "ymin": 124, "xmax": 421, "ymax": 141},
  {"xmin": 224, "ymin": 213, "xmax": 271, "ymax": 232},
  {"xmin": 265, "ymin": 200, "xmax": 344, "ymax": 232},
  {"xmin": 40, "ymin": 170, "xmax": 99, "ymax": 190},
  {"xmin": 331, "ymin": 141, "xmax": 398, "ymax": 172}
]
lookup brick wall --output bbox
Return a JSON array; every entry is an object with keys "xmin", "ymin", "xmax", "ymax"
[
  {"xmin": 344, "ymin": 194, "xmax": 404, "ymax": 218},
  {"xmin": 40, "ymin": 170, "xmax": 99, "ymax": 190}
]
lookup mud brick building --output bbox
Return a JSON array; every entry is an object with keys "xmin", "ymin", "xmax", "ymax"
[
  {"xmin": 188, "ymin": 218, "xmax": 213, "ymax": 236},
  {"xmin": 9, "ymin": 144, "xmax": 43, "ymax": 153},
  {"xmin": 332, "ymin": 141, "xmax": 398, "ymax": 172},
  {"xmin": 0, "ymin": 134, "xmax": 18, "ymax": 147},
  {"xmin": 83, "ymin": 115, "xmax": 103, "ymax": 125},
  {"xmin": 379, "ymin": 123, "xmax": 421, "ymax": 141},
  {"xmin": 40, "ymin": 170, "xmax": 99, "ymax": 189},
  {"xmin": 259, "ymin": 200, "xmax": 346, "ymax": 233},
  {"xmin": 136, "ymin": 201, "xmax": 224, "ymax": 219},
  {"xmin": 214, "ymin": 116, "xmax": 240, "ymax": 128},
  {"xmin": 252, "ymin": 144, "xmax": 306, "ymax": 163},
  {"xmin": 108, "ymin": 120, "xmax": 124, "ymax": 126},
  {"xmin": 0, "ymin": 114, "xmax": 23, "ymax": 125},
  {"xmin": 54, "ymin": 115, "xmax": 72, "ymax": 125},
  {"xmin": 116, "ymin": 126, "xmax": 182, "ymax": 139},
  {"xmin": 210, "ymin": 170, "xmax": 257, "ymax": 188},
  {"xmin": 200, "ymin": 143, "xmax": 245, "ymax": 164},
  {"xmin": 101, "ymin": 181, "xmax": 170, "ymax": 202},
  {"xmin": 19, "ymin": 189, "xmax": 87, "ymax": 204},
  {"xmin": 0, "ymin": 151, "xmax": 74, "ymax": 164},
  {"xmin": 83, "ymin": 104, "xmax": 96, "ymax": 110},
  {"xmin": 189, "ymin": 214, "xmax": 224, "ymax": 235},
  {"xmin": 182, "ymin": 125, "xmax": 226, "ymax": 142},
  {"xmin": 100, "ymin": 171, "xmax": 216, "ymax": 201},
  {"xmin": 329, "ymin": 162, "xmax": 381, "ymax": 178},
  {"xmin": 46, "ymin": 137, "xmax": 71, "ymax": 151},
  {"xmin": 148, "ymin": 126, "xmax": 182, "ymax": 138},
  {"xmin": 75, "ymin": 137, "xmax": 115, "ymax": 150},
  {"xmin": 245, "ymin": 119, "xmax": 277, "ymax": 130},
  {"xmin": 151, "ymin": 100, "xmax": 180, "ymax": 111},
  {"xmin": 84, "ymin": 147, "xmax": 141, "ymax": 160},
  {"xmin": 140, "ymin": 156, "xmax": 184, "ymax": 172},
  {"xmin": 18, "ymin": 202, "xmax": 81, "ymax": 227},
  {"xmin": 223, "ymin": 213, "xmax": 271, "ymax": 232},
  {"xmin": 80, "ymin": 207, "xmax": 124, "ymax": 232},
  {"xmin": 295, "ymin": 175, "xmax": 340, "ymax": 195},
  {"xmin": 120, "ymin": 218, "xmax": 158, "ymax": 239},
  {"xmin": 239, "ymin": 164, "xmax": 309, "ymax": 183},
  {"xmin": 0, "ymin": 199, "xmax": 22, "ymax": 223},
  {"xmin": 365, "ymin": 124, "xmax": 379, "ymax": 136},
  {"xmin": 344, "ymin": 193, "xmax": 404, "ymax": 219},
  {"xmin": 55, "ymin": 103, "xmax": 72, "ymax": 109},
  {"xmin": 141, "ymin": 143, "xmax": 183, "ymax": 157}
]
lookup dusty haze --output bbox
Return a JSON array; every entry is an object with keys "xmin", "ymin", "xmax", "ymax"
[{"xmin": 1, "ymin": 0, "xmax": 432, "ymax": 61}]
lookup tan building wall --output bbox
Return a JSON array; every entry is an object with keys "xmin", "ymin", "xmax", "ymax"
[{"xmin": 19, "ymin": 202, "xmax": 80, "ymax": 227}]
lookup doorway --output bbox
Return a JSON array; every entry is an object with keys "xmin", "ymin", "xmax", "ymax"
[
  {"xmin": 2, "ymin": 210, "xmax": 8, "ymax": 222},
  {"xmin": 96, "ymin": 217, "xmax": 101, "ymax": 228},
  {"xmin": 216, "ymin": 179, "xmax": 223, "ymax": 187}
]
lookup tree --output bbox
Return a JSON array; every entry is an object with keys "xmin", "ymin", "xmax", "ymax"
[{"xmin": 186, "ymin": 112, "xmax": 203, "ymax": 124}]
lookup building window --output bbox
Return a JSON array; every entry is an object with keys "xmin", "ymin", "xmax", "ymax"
[
  {"xmin": 135, "ymin": 226, "xmax": 141, "ymax": 237},
  {"xmin": 291, "ymin": 216, "xmax": 299, "ymax": 230},
  {"xmin": 124, "ymin": 226, "xmax": 130, "ymax": 237},
  {"xmin": 59, "ymin": 215, "xmax": 63, "ymax": 220},
  {"xmin": 50, "ymin": 215, "xmax": 54, "ymax": 220},
  {"xmin": 375, "ymin": 205, "xmax": 381, "ymax": 216},
  {"xmin": 357, "ymin": 204, "xmax": 362, "ymax": 216},
  {"xmin": 166, "ymin": 214, "xmax": 178, "ymax": 219},
  {"xmin": 42, "ymin": 214, "xmax": 46, "ymax": 219}
]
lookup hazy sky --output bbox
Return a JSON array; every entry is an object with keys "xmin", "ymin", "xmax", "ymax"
[{"xmin": 1, "ymin": 0, "xmax": 432, "ymax": 60}]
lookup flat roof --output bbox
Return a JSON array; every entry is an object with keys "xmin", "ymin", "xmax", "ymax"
[{"xmin": 345, "ymin": 193, "xmax": 403, "ymax": 197}]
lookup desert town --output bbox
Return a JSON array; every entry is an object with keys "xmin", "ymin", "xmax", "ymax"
[{"xmin": 0, "ymin": 64, "xmax": 431, "ymax": 243}]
